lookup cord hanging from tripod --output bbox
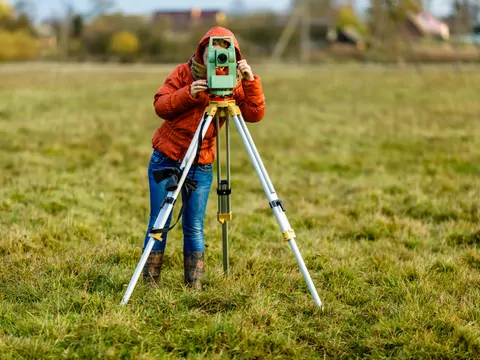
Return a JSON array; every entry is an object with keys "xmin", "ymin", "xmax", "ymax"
[{"xmin": 149, "ymin": 167, "xmax": 198, "ymax": 236}]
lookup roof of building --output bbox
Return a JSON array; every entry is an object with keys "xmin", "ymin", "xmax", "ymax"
[{"xmin": 407, "ymin": 11, "xmax": 450, "ymax": 40}]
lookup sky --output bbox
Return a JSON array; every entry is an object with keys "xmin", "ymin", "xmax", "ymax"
[
  {"xmin": 33, "ymin": 0, "xmax": 289, "ymax": 20},
  {"xmin": 31, "ymin": 0, "xmax": 453, "ymax": 22}
]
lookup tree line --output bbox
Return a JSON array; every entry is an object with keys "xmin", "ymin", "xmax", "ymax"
[{"xmin": 0, "ymin": 0, "xmax": 479, "ymax": 63}]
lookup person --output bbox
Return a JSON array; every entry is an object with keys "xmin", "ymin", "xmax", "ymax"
[{"xmin": 142, "ymin": 26, "xmax": 266, "ymax": 289}]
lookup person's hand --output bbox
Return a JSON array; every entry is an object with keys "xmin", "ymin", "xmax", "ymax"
[
  {"xmin": 190, "ymin": 79, "xmax": 208, "ymax": 98},
  {"xmin": 237, "ymin": 59, "xmax": 254, "ymax": 81}
]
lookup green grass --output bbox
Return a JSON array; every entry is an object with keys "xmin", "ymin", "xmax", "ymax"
[{"xmin": 1, "ymin": 62, "xmax": 480, "ymax": 359}]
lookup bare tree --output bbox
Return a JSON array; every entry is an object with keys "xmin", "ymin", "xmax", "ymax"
[
  {"xmin": 12, "ymin": 0, "xmax": 36, "ymax": 19},
  {"xmin": 59, "ymin": 1, "xmax": 74, "ymax": 60},
  {"xmin": 271, "ymin": 0, "xmax": 332, "ymax": 63},
  {"xmin": 230, "ymin": 0, "xmax": 247, "ymax": 15},
  {"xmin": 87, "ymin": 0, "xmax": 116, "ymax": 21}
]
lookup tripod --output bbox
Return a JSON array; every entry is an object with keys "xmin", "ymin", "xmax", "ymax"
[{"xmin": 120, "ymin": 96, "xmax": 323, "ymax": 308}]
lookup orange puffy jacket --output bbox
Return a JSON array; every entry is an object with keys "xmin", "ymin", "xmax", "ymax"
[{"xmin": 152, "ymin": 26, "xmax": 266, "ymax": 165}]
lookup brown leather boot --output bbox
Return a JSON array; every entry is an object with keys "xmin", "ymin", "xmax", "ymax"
[
  {"xmin": 142, "ymin": 250, "xmax": 164, "ymax": 285},
  {"xmin": 184, "ymin": 252, "xmax": 204, "ymax": 290}
]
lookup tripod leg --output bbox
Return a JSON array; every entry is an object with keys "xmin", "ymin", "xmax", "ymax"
[
  {"xmin": 120, "ymin": 112, "xmax": 217, "ymax": 306},
  {"xmin": 231, "ymin": 112, "xmax": 323, "ymax": 308},
  {"xmin": 216, "ymin": 113, "xmax": 232, "ymax": 274}
]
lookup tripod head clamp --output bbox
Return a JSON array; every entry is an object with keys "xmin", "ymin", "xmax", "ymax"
[{"xmin": 206, "ymin": 36, "xmax": 237, "ymax": 97}]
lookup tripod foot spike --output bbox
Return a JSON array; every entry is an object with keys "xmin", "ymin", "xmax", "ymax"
[{"xmin": 288, "ymin": 238, "xmax": 323, "ymax": 309}]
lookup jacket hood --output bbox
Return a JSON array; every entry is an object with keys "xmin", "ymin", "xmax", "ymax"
[{"xmin": 194, "ymin": 26, "xmax": 243, "ymax": 65}]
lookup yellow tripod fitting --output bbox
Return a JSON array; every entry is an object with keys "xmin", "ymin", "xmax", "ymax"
[
  {"xmin": 148, "ymin": 232, "xmax": 163, "ymax": 241},
  {"xmin": 206, "ymin": 99, "xmax": 241, "ymax": 117},
  {"xmin": 217, "ymin": 213, "xmax": 233, "ymax": 224},
  {"xmin": 282, "ymin": 228, "xmax": 296, "ymax": 241}
]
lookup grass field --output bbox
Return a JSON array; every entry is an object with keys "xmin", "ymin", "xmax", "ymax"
[{"xmin": 1, "ymin": 62, "xmax": 479, "ymax": 359}]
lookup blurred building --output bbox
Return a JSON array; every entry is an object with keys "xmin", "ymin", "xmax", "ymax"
[
  {"xmin": 401, "ymin": 11, "xmax": 450, "ymax": 41},
  {"xmin": 152, "ymin": 8, "xmax": 227, "ymax": 33}
]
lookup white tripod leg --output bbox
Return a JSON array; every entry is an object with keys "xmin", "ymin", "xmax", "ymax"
[
  {"xmin": 120, "ymin": 112, "xmax": 216, "ymax": 306},
  {"xmin": 231, "ymin": 113, "xmax": 323, "ymax": 309}
]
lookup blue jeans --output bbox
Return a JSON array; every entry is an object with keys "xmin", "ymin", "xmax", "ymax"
[{"xmin": 143, "ymin": 149, "xmax": 213, "ymax": 253}]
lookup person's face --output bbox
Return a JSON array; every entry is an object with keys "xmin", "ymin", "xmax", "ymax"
[{"xmin": 202, "ymin": 44, "xmax": 226, "ymax": 65}]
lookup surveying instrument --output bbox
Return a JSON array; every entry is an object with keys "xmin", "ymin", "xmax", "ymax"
[{"xmin": 120, "ymin": 36, "xmax": 323, "ymax": 308}]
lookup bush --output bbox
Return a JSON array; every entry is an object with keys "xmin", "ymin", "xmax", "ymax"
[
  {"xmin": 0, "ymin": 29, "xmax": 39, "ymax": 61},
  {"xmin": 0, "ymin": 0, "xmax": 14, "ymax": 20},
  {"xmin": 136, "ymin": 25, "xmax": 166, "ymax": 61},
  {"xmin": 108, "ymin": 30, "xmax": 139, "ymax": 61},
  {"xmin": 336, "ymin": 5, "xmax": 369, "ymax": 39}
]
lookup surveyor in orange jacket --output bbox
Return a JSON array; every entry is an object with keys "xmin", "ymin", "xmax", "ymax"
[{"xmin": 142, "ymin": 26, "xmax": 266, "ymax": 289}]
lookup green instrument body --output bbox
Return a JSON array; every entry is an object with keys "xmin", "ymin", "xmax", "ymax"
[{"xmin": 206, "ymin": 36, "xmax": 237, "ymax": 97}]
